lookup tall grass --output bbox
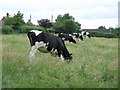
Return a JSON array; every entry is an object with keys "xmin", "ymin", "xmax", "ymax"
[
  {"xmin": 2, "ymin": 34, "xmax": 118, "ymax": 88},
  {"xmin": 0, "ymin": 34, "xmax": 2, "ymax": 89}
]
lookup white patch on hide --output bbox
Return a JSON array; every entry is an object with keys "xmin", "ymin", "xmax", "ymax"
[
  {"xmin": 86, "ymin": 32, "xmax": 89, "ymax": 35},
  {"xmin": 62, "ymin": 38, "xmax": 66, "ymax": 40},
  {"xmin": 50, "ymin": 48, "xmax": 58, "ymax": 57},
  {"xmin": 69, "ymin": 34, "xmax": 72, "ymax": 36},
  {"xmin": 37, "ymin": 42, "xmax": 48, "ymax": 53},
  {"xmin": 60, "ymin": 54, "xmax": 64, "ymax": 61},
  {"xmin": 29, "ymin": 46, "xmax": 38, "ymax": 64},
  {"xmin": 30, "ymin": 30, "xmax": 42, "ymax": 36},
  {"xmin": 81, "ymin": 31, "xmax": 85, "ymax": 35},
  {"xmin": 79, "ymin": 33, "xmax": 82, "ymax": 37},
  {"xmin": 73, "ymin": 36, "xmax": 76, "ymax": 40},
  {"xmin": 29, "ymin": 41, "xmax": 48, "ymax": 64}
]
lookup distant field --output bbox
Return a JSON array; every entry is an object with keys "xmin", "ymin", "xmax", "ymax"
[{"xmin": 2, "ymin": 34, "xmax": 118, "ymax": 88}]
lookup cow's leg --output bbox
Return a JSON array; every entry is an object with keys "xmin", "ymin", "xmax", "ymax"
[
  {"xmin": 29, "ymin": 46, "xmax": 38, "ymax": 64},
  {"xmin": 60, "ymin": 54, "xmax": 64, "ymax": 61},
  {"xmin": 79, "ymin": 36, "xmax": 83, "ymax": 41},
  {"xmin": 29, "ymin": 41, "xmax": 46, "ymax": 64},
  {"xmin": 57, "ymin": 49, "xmax": 64, "ymax": 61}
]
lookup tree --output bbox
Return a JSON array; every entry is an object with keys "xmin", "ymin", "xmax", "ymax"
[
  {"xmin": 53, "ymin": 13, "xmax": 81, "ymax": 33},
  {"xmin": 98, "ymin": 26, "xmax": 106, "ymax": 29},
  {"xmin": 55, "ymin": 14, "xmax": 62, "ymax": 22},
  {"xmin": 4, "ymin": 11, "xmax": 25, "ymax": 30},
  {"xmin": 12, "ymin": 11, "xmax": 25, "ymax": 30},
  {"xmin": 109, "ymin": 27, "xmax": 120, "ymax": 34},
  {"xmin": 109, "ymin": 27, "xmax": 114, "ymax": 30},
  {"xmin": 37, "ymin": 19, "xmax": 53, "ymax": 30}
]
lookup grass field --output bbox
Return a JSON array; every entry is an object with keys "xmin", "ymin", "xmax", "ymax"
[
  {"xmin": 0, "ymin": 34, "xmax": 2, "ymax": 89},
  {"xmin": 2, "ymin": 34, "xmax": 118, "ymax": 88}
]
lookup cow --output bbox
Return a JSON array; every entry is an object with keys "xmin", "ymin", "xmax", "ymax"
[
  {"xmin": 27, "ymin": 30, "xmax": 72, "ymax": 64},
  {"xmin": 72, "ymin": 31, "xmax": 91, "ymax": 41},
  {"xmin": 72, "ymin": 33, "xmax": 84, "ymax": 41},
  {"xmin": 58, "ymin": 33, "xmax": 76, "ymax": 44},
  {"xmin": 81, "ymin": 31, "xmax": 91, "ymax": 38}
]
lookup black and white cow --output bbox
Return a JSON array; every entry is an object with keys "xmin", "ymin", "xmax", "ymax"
[
  {"xmin": 58, "ymin": 33, "xmax": 76, "ymax": 44},
  {"xmin": 72, "ymin": 31, "xmax": 91, "ymax": 41},
  {"xmin": 27, "ymin": 30, "xmax": 72, "ymax": 64},
  {"xmin": 81, "ymin": 31, "xmax": 91, "ymax": 38},
  {"xmin": 72, "ymin": 33, "xmax": 84, "ymax": 41}
]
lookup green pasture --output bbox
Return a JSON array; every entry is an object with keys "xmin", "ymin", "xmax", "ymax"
[{"xmin": 2, "ymin": 34, "xmax": 118, "ymax": 88}]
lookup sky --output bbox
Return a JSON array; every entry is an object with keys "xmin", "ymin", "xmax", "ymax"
[{"xmin": 0, "ymin": 0, "xmax": 119, "ymax": 29}]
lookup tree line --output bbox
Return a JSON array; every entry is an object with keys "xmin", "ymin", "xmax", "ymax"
[
  {"xmin": 1, "ymin": 11, "xmax": 119, "ymax": 35},
  {"xmin": 1, "ymin": 11, "xmax": 81, "ymax": 34}
]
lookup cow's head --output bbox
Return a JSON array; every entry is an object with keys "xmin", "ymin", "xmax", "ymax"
[
  {"xmin": 66, "ymin": 53, "xmax": 73, "ymax": 61},
  {"xmin": 83, "ymin": 32, "xmax": 86, "ymax": 36},
  {"xmin": 69, "ymin": 36, "xmax": 76, "ymax": 44},
  {"xmin": 87, "ymin": 34, "xmax": 91, "ymax": 38},
  {"xmin": 79, "ymin": 35, "xmax": 83, "ymax": 41},
  {"xmin": 86, "ymin": 32, "xmax": 91, "ymax": 38}
]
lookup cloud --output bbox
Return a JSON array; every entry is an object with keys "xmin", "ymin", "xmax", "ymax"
[
  {"xmin": 80, "ymin": 18, "xmax": 117, "ymax": 29},
  {"xmin": 0, "ymin": 0, "xmax": 119, "ymax": 28}
]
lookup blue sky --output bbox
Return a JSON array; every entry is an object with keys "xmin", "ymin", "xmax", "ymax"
[{"xmin": 0, "ymin": 0, "xmax": 119, "ymax": 29}]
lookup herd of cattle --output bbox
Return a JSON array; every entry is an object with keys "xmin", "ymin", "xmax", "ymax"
[{"xmin": 27, "ymin": 30, "xmax": 91, "ymax": 64}]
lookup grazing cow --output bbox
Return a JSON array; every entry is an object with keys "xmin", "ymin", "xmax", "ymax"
[
  {"xmin": 81, "ymin": 31, "xmax": 91, "ymax": 38},
  {"xmin": 72, "ymin": 33, "xmax": 84, "ymax": 41},
  {"xmin": 58, "ymin": 33, "xmax": 76, "ymax": 44},
  {"xmin": 72, "ymin": 31, "xmax": 91, "ymax": 41},
  {"xmin": 27, "ymin": 30, "xmax": 72, "ymax": 64}
]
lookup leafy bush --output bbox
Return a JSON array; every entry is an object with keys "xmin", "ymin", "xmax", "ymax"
[
  {"xmin": 91, "ymin": 32, "xmax": 119, "ymax": 38},
  {"xmin": 1, "ymin": 25, "xmax": 45, "ymax": 34},
  {"xmin": 46, "ymin": 27, "xmax": 55, "ymax": 33},
  {"xmin": 4, "ymin": 11, "xmax": 25, "ymax": 30},
  {"xmin": 20, "ymin": 25, "xmax": 45, "ymax": 33},
  {"xmin": 0, "ymin": 26, "xmax": 2, "ymax": 34},
  {"xmin": 38, "ymin": 19, "xmax": 53, "ymax": 29},
  {"xmin": 53, "ymin": 13, "xmax": 81, "ymax": 33},
  {"xmin": 2, "ymin": 25, "xmax": 13, "ymax": 34}
]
